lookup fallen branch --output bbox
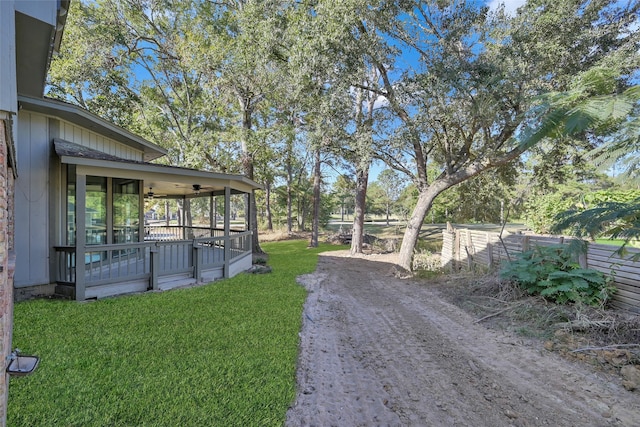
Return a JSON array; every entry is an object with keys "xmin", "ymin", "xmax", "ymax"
[
  {"xmin": 555, "ymin": 320, "xmax": 614, "ymax": 331},
  {"xmin": 474, "ymin": 302, "xmax": 525, "ymax": 323},
  {"xmin": 571, "ymin": 344, "xmax": 640, "ymax": 353},
  {"xmin": 470, "ymin": 295, "xmax": 510, "ymax": 304}
]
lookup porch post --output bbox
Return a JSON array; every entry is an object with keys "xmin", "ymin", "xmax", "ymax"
[
  {"xmin": 138, "ymin": 180, "xmax": 145, "ymax": 242},
  {"xmin": 209, "ymin": 193, "xmax": 214, "ymax": 236},
  {"xmin": 224, "ymin": 186, "xmax": 231, "ymax": 278},
  {"xmin": 182, "ymin": 196, "xmax": 187, "ymax": 240},
  {"xmin": 106, "ymin": 178, "xmax": 113, "ymax": 244},
  {"xmin": 75, "ymin": 173, "xmax": 86, "ymax": 301},
  {"xmin": 245, "ymin": 193, "xmax": 250, "ymax": 231},
  {"xmin": 150, "ymin": 248, "xmax": 159, "ymax": 291},
  {"xmin": 193, "ymin": 246, "xmax": 202, "ymax": 283}
]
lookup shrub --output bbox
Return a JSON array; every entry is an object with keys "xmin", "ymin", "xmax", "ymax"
[
  {"xmin": 412, "ymin": 249, "xmax": 442, "ymax": 273},
  {"xmin": 500, "ymin": 244, "xmax": 616, "ymax": 306}
]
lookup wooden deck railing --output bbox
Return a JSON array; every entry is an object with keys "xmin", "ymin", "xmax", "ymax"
[
  {"xmin": 143, "ymin": 225, "xmax": 244, "ymax": 241},
  {"xmin": 54, "ymin": 230, "xmax": 252, "ymax": 299}
]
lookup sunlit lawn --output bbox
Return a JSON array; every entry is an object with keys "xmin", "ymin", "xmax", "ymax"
[
  {"xmin": 8, "ymin": 240, "xmax": 345, "ymax": 427},
  {"xmin": 595, "ymin": 238, "xmax": 640, "ymax": 248}
]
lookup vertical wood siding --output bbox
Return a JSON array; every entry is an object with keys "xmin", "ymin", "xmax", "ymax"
[
  {"xmin": 59, "ymin": 120, "xmax": 143, "ymax": 161},
  {"xmin": 15, "ymin": 111, "xmax": 50, "ymax": 287}
]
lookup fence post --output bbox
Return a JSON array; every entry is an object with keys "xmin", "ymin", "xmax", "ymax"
[
  {"xmin": 465, "ymin": 229, "xmax": 473, "ymax": 269},
  {"xmin": 579, "ymin": 240, "xmax": 588, "ymax": 268},
  {"xmin": 454, "ymin": 229, "xmax": 461, "ymax": 268},
  {"xmin": 522, "ymin": 235, "xmax": 530, "ymax": 252},
  {"xmin": 441, "ymin": 230, "xmax": 455, "ymax": 271},
  {"xmin": 486, "ymin": 232, "xmax": 494, "ymax": 268}
]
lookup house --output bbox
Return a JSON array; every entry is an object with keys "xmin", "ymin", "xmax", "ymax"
[
  {"xmin": 0, "ymin": 1, "xmax": 70, "ymax": 424},
  {"xmin": 1, "ymin": 1, "xmax": 260, "ymax": 424},
  {"xmin": 14, "ymin": 96, "xmax": 261, "ymax": 302}
]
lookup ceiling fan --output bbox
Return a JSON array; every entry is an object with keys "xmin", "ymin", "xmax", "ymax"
[{"xmin": 145, "ymin": 187, "xmax": 167, "ymax": 199}]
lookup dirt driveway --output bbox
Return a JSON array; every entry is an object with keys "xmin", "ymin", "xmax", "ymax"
[{"xmin": 285, "ymin": 251, "xmax": 640, "ymax": 427}]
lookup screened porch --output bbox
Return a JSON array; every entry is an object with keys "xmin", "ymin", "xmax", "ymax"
[{"xmin": 53, "ymin": 141, "xmax": 261, "ymax": 300}]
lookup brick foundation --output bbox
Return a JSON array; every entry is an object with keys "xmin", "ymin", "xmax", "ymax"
[{"xmin": 0, "ymin": 116, "xmax": 15, "ymax": 426}]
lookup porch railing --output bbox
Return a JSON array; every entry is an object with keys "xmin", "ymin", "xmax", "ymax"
[
  {"xmin": 54, "ymin": 230, "xmax": 252, "ymax": 298},
  {"xmin": 144, "ymin": 225, "xmax": 245, "ymax": 241}
]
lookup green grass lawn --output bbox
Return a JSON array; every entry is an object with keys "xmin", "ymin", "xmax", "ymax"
[
  {"xmin": 594, "ymin": 238, "xmax": 640, "ymax": 248},
  {"xmin": 8, "ymin": 240, "xmax": 345, "ymax": 427}
]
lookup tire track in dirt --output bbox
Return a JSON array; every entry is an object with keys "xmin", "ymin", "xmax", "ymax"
[{"xmin": 285, "ymin": 252, "xmax": 640, "ymax": 427}]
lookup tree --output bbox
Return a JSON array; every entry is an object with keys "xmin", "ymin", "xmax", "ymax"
[
  {"xmin": 49, "ymin": 0, "xmax": 309, "ymax": 254},
  {"xmin": 376, "ymin": 169, "xmax": 405, "ymax": 225},
  {"xmin": 546, "ymin": 70, "xmax": 640, "ymax": 248},
  {"xmin": 332, "ymin": 175, "xmax": 356, "ymax": 223},
  {"xmin": 48, "ymin": 0, "xmax": 230, "ymax": 169},
  {"xmin": 355, "ymin": 0, "xmax": 639, "ymax": 271},
  {"xmin": 192, "ymin": 0, "xmax": 302, "ymax": 253}
]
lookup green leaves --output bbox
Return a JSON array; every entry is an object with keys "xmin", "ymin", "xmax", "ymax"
[
  {"xmin": 500, "ymin": 244, "xmax": 615, "ymax": 306},
  {"xmin": 551, "ymin": 196, "xmax": 640, "ymax": 258}
]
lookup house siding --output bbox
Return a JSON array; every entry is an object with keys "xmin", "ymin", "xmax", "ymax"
[
  {"xmin": 59, "ymin": 120, "xmax": 143, "ymax": 162},
  {"xmin": 0, "ymin": 2, "xmax": 17, "ymax": 115},
  {"xmin": 13, "ymin": 110, "xmax": 145, "ymax": 292},
  {"xmin": 14, "ymin": 111, "xmax": 49, "ymax": 290}
]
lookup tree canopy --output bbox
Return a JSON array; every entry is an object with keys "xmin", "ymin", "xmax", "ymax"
[{"xmin": 48, "ymin": 0, "xmax": 640, "ymax": 270}]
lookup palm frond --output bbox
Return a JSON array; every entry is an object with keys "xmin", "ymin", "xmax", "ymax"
[{"xmin": 552, "ymin": 198, "xmax": 640, "ymax": 249}]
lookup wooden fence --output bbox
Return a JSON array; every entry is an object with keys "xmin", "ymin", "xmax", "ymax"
[{"xmin": 441, "ymin": 227, "xmax": 640, "ymax": 314}]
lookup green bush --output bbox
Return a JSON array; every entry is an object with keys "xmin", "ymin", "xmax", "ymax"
[{"xmin": 500, "ymin": 244, "xmax": 616, "ymax": 306}]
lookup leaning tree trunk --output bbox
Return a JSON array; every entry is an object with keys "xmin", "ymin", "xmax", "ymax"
[
  {"xmin": 351, "ymin": 165, "xmax": 369, "ymax": 254},
  {"xmin": 397, "ymin": 184, "xmax": 448, "ymax": 272}
]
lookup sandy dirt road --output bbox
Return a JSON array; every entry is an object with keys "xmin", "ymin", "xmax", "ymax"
[{"xmin": 285, "ymin": 251, "xmax": 640, "ymax": 427}]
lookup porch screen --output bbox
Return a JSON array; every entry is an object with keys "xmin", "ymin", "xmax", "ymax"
[
  {"xmin": 113, "ymin": 178, "xmax": 140, "ymax": 244},
  {"xmin": 86, "ymin": 176, "xmax": 107, "ymax": 245}
]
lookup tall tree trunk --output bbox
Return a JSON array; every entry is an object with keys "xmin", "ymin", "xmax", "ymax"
[
  {"xmin": 184, "ymin": 198, "xmax": 193, "ymax": 239},
  {"xmin": 310, "ymin": 147, "xmax": 321, "ymax": 247},
  {"xmin": 265, "ymin": 181, "xmax": 273, "ymax": 231},
  {"xmin": 298, "ymin": 195, "xmax": 306, "ymax": 230},
  {"xmin": 213, "ymin": 197, "xmax": 218, "ymax": 228},
  {"xmin": 286, "ymin": 159, "xmax": 293, "ymax": 234},
  {"xmin": 239, "ymin": 96, "xmax": 264, "ymax": 254},
  {"xmin": 177, "ymin": 199, "xmax": 183, "ymax": 227},
  {"xmin": 351, "ymin": 165, "xmax": 369, "ymax": 254},
  {"xmin": 386, "ymin": 202, "xmax": 390, "ymax": 226}
]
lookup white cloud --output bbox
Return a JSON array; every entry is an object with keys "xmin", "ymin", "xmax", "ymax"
[{"xmin": 487, "ymin": 0, "xmax": 527, "ymax": 16}]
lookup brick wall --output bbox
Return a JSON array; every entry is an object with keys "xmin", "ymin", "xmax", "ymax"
[{"xmin": 0, "ymin": 116, "xmax": 14, "ymax": 426}]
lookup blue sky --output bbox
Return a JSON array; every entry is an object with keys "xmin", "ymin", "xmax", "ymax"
[
  {"xmin": 357, "ymin": 0, "xmax": 528, "ymax": 187},
  {"xmin": 486, "ymin": 0, "xmax": 527, "ymax": 15}
]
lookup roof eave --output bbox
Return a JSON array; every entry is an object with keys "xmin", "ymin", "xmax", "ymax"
[
  {"xmin": 19, "ymin": 95, "xmax": 167, "ymax": 161},
  {"xmin": 60, "ymin": 154, "xmax": 263, "ymax": 195}
]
